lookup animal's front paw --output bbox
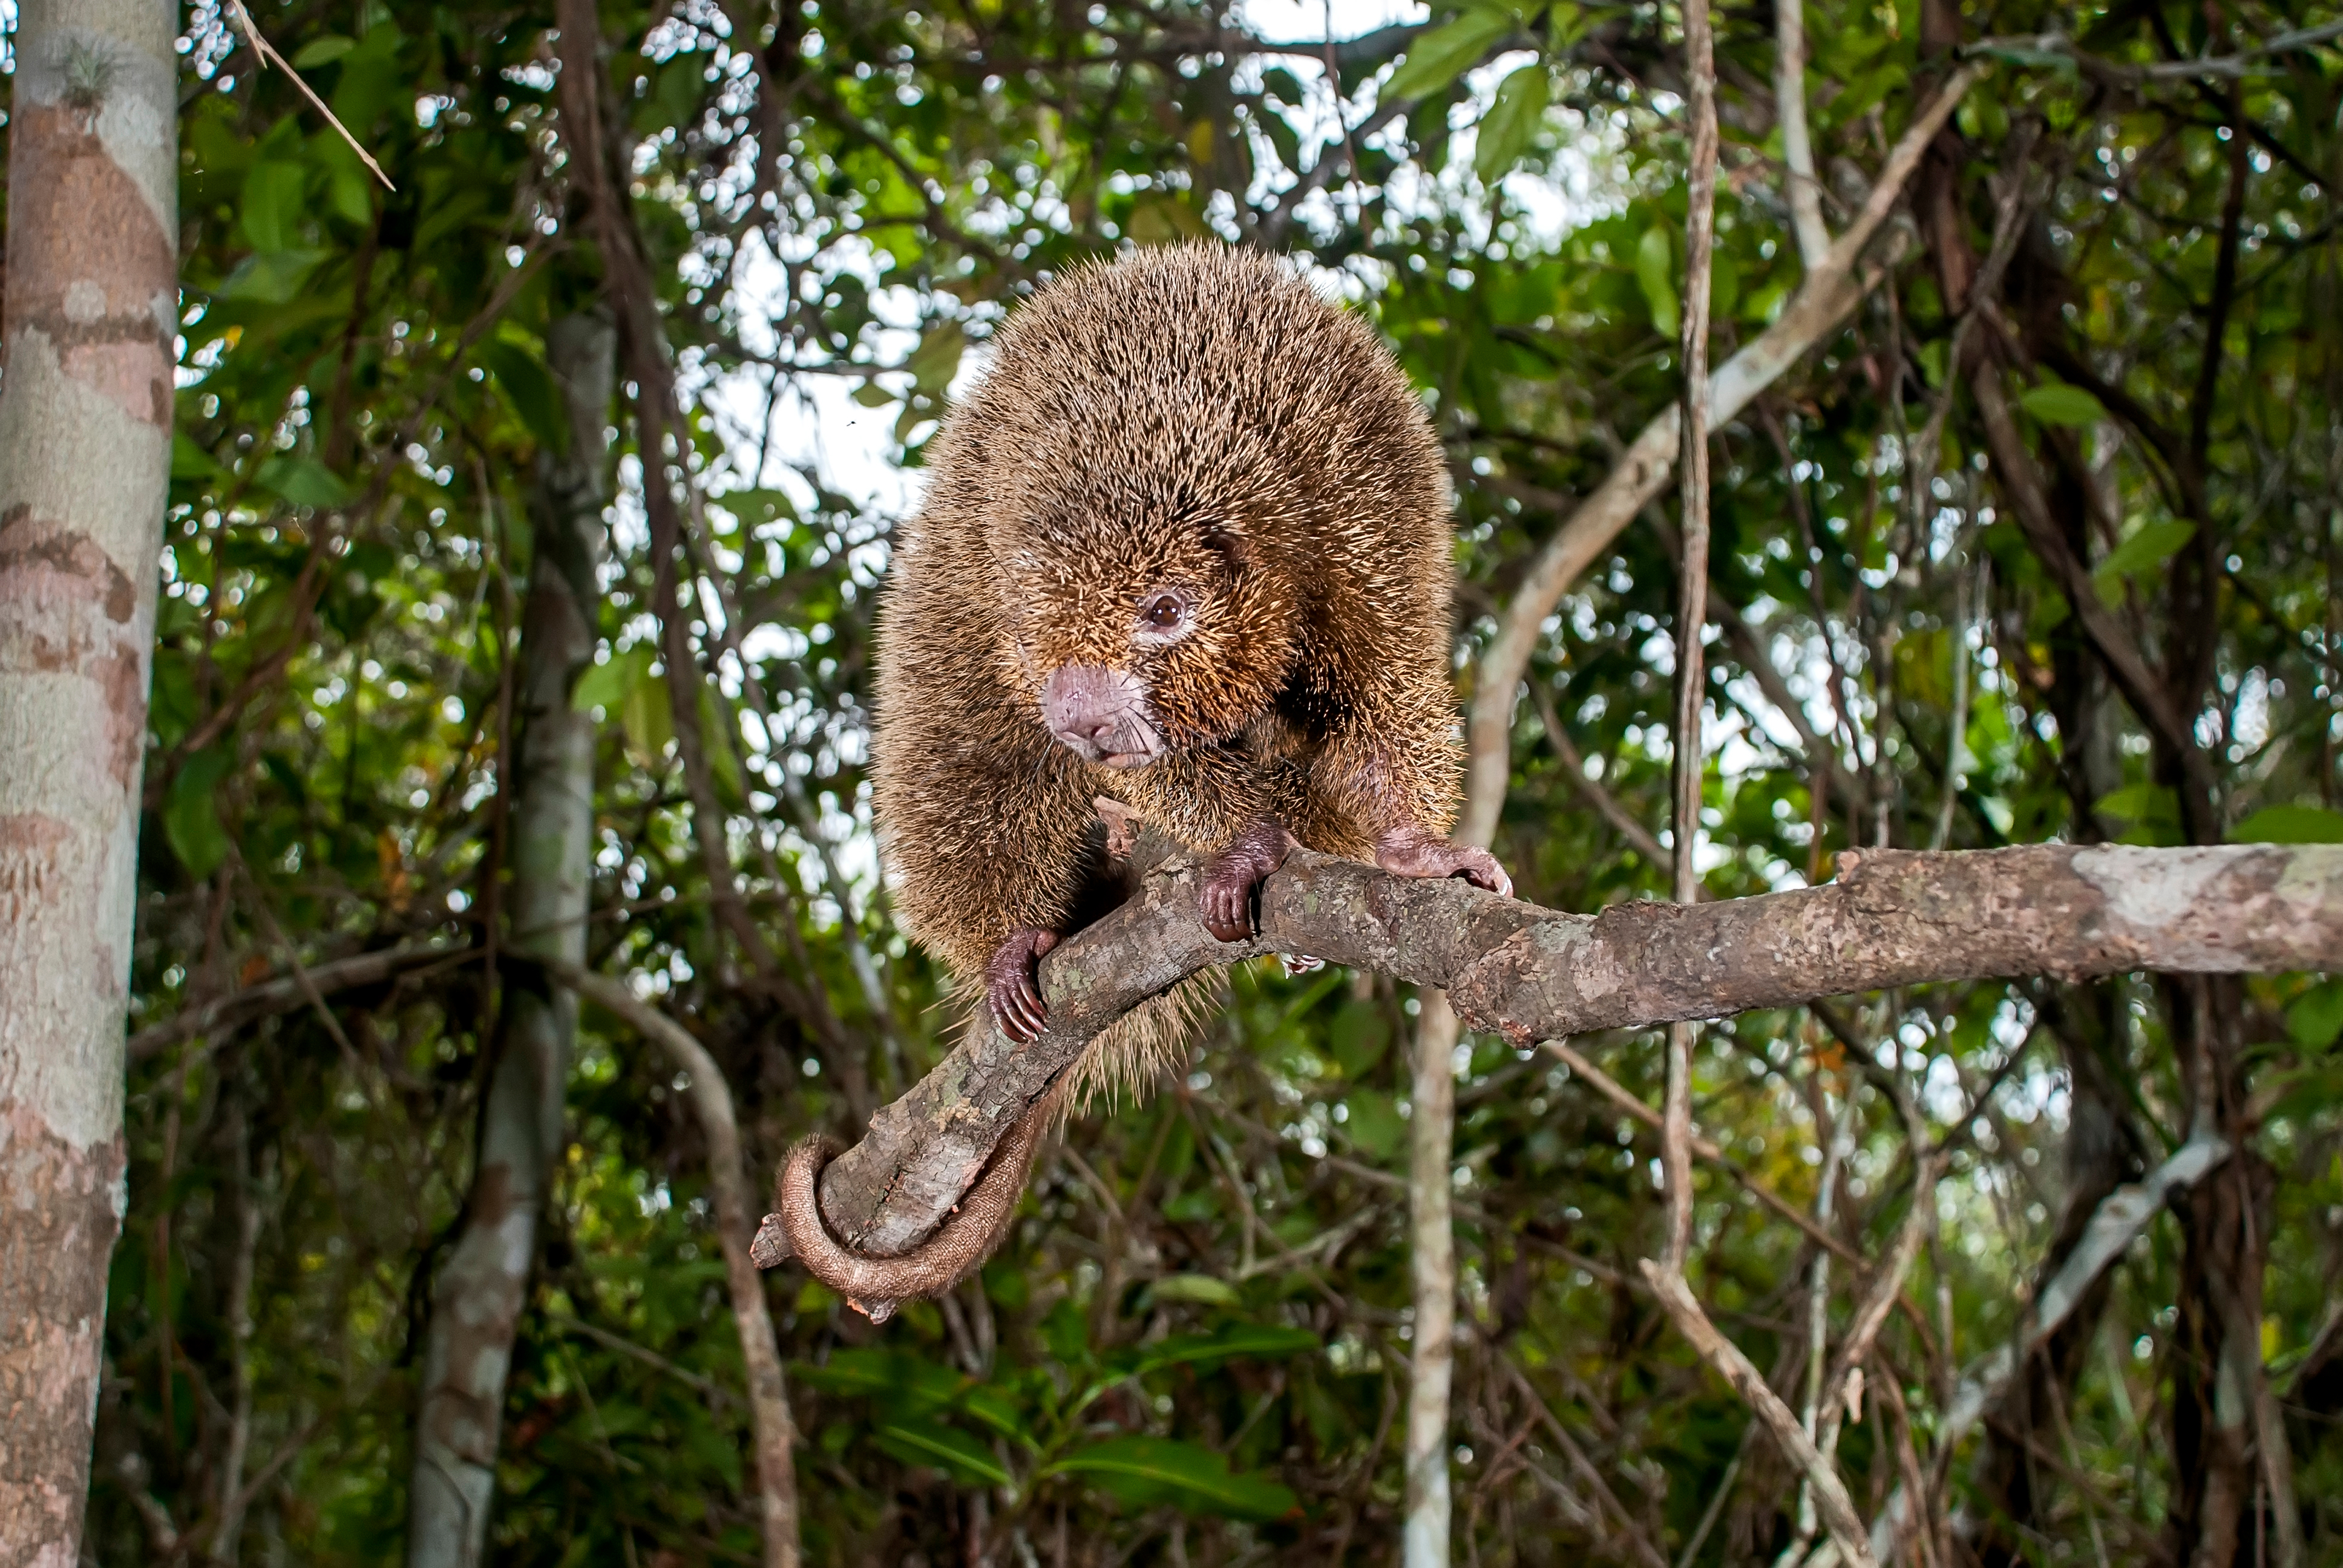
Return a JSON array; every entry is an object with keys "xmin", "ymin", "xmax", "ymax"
[
  {"xmin": 1375, "ymin": 826, "xmax": 1514, "ymax": 899},
  {"xmin": 1198, "ymin": 814, "xmax": 1296, "ymax": 943},
  {"xmin": 985, "ymin": 927, "xmax": 1060, "ymax": 1044},
  {"xmin": 1198, "ymin": 860, "xmax": 1259, "ymax": 943}
]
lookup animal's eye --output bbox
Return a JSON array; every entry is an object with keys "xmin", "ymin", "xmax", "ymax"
[{"xmin": 1143, "ymin": 595, "xmax": 1184, "ymax": 627}]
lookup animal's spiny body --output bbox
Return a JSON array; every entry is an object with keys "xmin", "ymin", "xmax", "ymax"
[{"xmin": 781, "ymin": 244, "xmax": 1507, "ymax": 1316}]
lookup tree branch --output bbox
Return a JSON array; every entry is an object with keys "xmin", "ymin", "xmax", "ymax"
[{"xmin": 764, "ymin": 837, "xmax": 2341, "ymax": 1269}]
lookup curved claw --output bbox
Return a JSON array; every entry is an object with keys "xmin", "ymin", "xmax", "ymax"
[
  {"xmin": 1199, "ymin": 875, "xmax": 1255, "ymax": 943},
  {"xmin": 1375, "ymin": 827, "xmax": 1515, "ymax": 900},
  {"xmin": 984, "ymin": 927, "xmax": 1059, "ymax": 1044},
  {"xmin": 1198, "ymin": 813, "xmax": 1296, "ymax": 944}
]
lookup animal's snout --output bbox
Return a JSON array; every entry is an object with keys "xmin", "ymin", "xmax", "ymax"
[{"xmin": 1040, "ymin": 665, "xmax": 1162, "ymax": 769}]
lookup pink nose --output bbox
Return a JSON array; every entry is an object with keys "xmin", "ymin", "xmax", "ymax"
[{"xmin": 1040, "ymin": 665, "xmax": 1157, "ymax": 765}]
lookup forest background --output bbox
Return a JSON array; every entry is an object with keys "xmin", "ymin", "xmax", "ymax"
[{"xmin": 4, "ymin": 0, "xmax": 2342, "ymax": 1563}]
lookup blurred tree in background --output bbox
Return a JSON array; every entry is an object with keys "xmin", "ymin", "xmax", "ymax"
[{"xmin": 4, "ymin": 0, "xmax": 2340, "ymax": 1561}]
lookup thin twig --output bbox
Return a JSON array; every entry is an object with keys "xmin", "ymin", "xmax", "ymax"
[
  {"xmin": 1539, "ymin": 1039, "xmax": 1861, "ymax": 1264},
  {"xmin": 226, "ymin": 2, "xmax": 395, "ymax": 188},
  {"xmin": 1640, "ymin": 1264, "xmax": 1876, "ymax": 1567},
  {"xmin": 1662, "ymin": 0, "xmax": 1721, "ymax": 1276}
]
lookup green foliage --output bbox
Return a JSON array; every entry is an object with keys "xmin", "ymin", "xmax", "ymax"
[{"xmin": 1045, "ymin": 1436, "xmax": 1299, "ymax": 1521}]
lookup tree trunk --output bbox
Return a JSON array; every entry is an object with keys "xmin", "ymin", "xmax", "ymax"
[
  {"xmin": 1402, "ymin": 991, "xmax": 1460, "ymax": 1568},
  {"xmin": 2162, "ymin": 976, "xmax": 2282, "ymax": 1568},
  {"xmin": 406, "ymin": 313, "xmax": 614, "ymax": 1568},
  {"xmin": 0, "ymin": 3, "xmax": 177, "ymax": 1561}
]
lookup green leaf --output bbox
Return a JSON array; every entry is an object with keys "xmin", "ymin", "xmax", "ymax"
[
  {"xmin": 1046, "ymin": 1436, "xmax": 1299, "ymax": 1521},
  {"xmin": 215, "ymin": 249, "xmax": 327, "ymax": 304},
  {"xmin": 790, "ymin": 1348, "xmax": 969, "ymax": 1410},
  {"xmin": 1707, "ymin": 247, "xmax": 1740, "ymax": 320},
  {"xmin": 572, "ymin": 646, "xmax": 650, "ymax": 716},
  {"xmin": 620, "ymin": 668, "xmax": 674, "ymax": 763},
  {"xmin": 1473, "ymin": 64, "xmax": 1548, "ymax": 184},
  {"xmin": 1344, "ymin": 1086, "xmax": 1406, "ymax": 1159},
  {"xmin": 905, "ymin": 322, "xmax": 968, "ymax": 392},
  {"xmin": 290, "ymin": 34, "xmax": 356, "ymax": 68},
  {"xmin": 2284, "ymin": 981, "xmax": 2343, "ymax": 1050},
  {"xmin": 701, "ymin": 686, "xmax": 744, "ymax": 804},
  {"xmin": 2019, "ymin": 383, "xmax": 2108, "ymax": 427},
  {"xmin": 479, "ymin": 340, "xmax": 570, "ymax": 456},
  {"xmin": 2094, "ymin": 782, "xmax": 2180, "ymax": 846},
  {"xmin": 1917, "ymin": 338, "xmax": 1950, "ymax": 388},
  {"xmin": 172, "ymin": 434, "xmax": 224, "ymax": 482},
  {"xmin": 1146, "ymin": 1274, "xmax": 1240, "ymax": 1307},
  {"xmin": 1127, "ymin": 1322, "xmax": 1320, "ymax": 1376},
  {"xmin": 874, "ymin": 1419, "xmax": 1012, "ymax": 1488},
  {"xmin": 710, "ymin": 488, "xmax": 799, "ymax": 532},
  {"xmin": 1041, "ymin": 1296, "xmax": 1092, "ymax": 1365},
  {"xmin": 1328, "ymin": 998, "xmax": 1389, "ymax": 1077},
  {"xmin": 255, "ymin": 456, "xmax": 352, "ymax": 509},
  {"xmin": 240, "ymin": 162, "xmax": 309, "ymax": 253},
  {"xmin": 1124, "ymin": 192, "xmax": 1210, "ymax": 246},
  {"xmin": 958, "ymin": 1384, "xmax": 1033, "ymax": 1443},
  {"xmin": 851, "ymin": 381, "xmax": 896, "ymax": 410},
  {"xmin": 1385, "ymin": 8, "xmax": 1518, "ymax": 101},
  {"xmin": 1636, "ymin": 224, "xmax": 1678, "ymax": 341},
  {"xmin": 166, "ymin": 749, "xmax": 236, "ymax": 879},
  {"xmin": 2230, "ymin": 804, "xmax": 2343, "ymax": 844},
  {"xmin": 2092, "ymin": 521, "xmax": 2194, "ymax": 604}
]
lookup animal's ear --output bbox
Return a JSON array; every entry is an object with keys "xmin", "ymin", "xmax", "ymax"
[{"xmin": 1201, "ymin": 521, "xmax": 1249, "ymax": 572}]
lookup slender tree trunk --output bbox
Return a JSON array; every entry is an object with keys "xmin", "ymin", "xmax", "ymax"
[
  {"xmin": 2163, "ymin": 976, "xmax": 2284, "ymax": 1568},
  {"xmin": 0, "ymin": 4, "xmax": 177, "ymax": 1560},
  {"xmin": 1402, "ymin": 991, "xmax": 1460, "ymax": 1568},
  {"xmin": 406, "ymin": 313, "xmax": 614, "ymax": 1568}
]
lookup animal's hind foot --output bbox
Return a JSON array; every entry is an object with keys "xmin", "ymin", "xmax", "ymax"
[{"xmin": 1375, "ymin": 824, "xmax": 1513, "ymax": 900}]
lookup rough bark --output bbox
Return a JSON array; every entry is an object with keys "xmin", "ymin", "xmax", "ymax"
[
  {"xmin": 406, "ymin": 313, "xmax": 613, "ymax": 1568},
  {"xmin": 762, "ymin": 839, "xmax": 2343, "ymax": 1271},
  {"xmin": 0, "ymin": 4, "xmax": 177, "ymax": 1562}
]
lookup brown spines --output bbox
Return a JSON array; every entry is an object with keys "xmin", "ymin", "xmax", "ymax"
[
  {"xmin": 834, "ymin": 244, "xmax": 1472, "ymax": 1317},
  {"xmin": 874, "ymin": 243, "xmax": 1464, "ymax": 986}
]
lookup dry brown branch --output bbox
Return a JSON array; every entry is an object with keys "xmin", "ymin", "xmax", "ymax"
[
  {"xmin": 767, "ymin": 836, "xmax": 2338, "ymax": 1280},
  {"xmin": 1525, "ymin": 680, "xmax": 1673, "ymax": 871},
  {"xmin": 1663, "ymin": 0, "xmax": 1721, "ymax": 1282},
  {"xmin": 1967, "ymin": 21, "xmax": 2343, "ymax": 83},
  {"xmin": 127, "ymin": 944, "xmax": 466, "ymax": 1062},
  {"xmin": 1499, "ymin": 1358, "xmax": 1670, "ymax": 1568},
  {"xmin": 1863, "ymin": 1129, "xmax": 2232, "ymax": 1560},
  {"xmin": 1641, "ymin": 1263, "xmax": 1878, "ymax": 1567},
  {"xmin": 226, "ymin": 1, "xmax": 395, "ymax": 189}
]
